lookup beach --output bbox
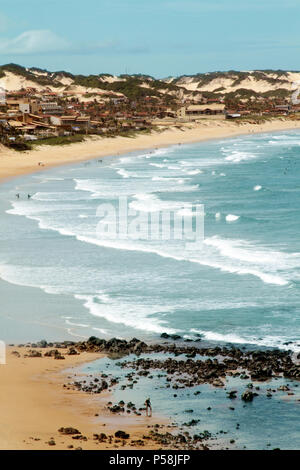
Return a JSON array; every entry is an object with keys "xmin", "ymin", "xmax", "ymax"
[
  {"xmin": 2, "ymin": 118, "xmax": 300, "ymax": 181},
  {"xmin": 1, "ymin": 121, "xmax": 300, "ymax": 450},
  {"xmin": 1, "ymin": 339, "xmax": 299, "ymax": 450},
  {"xmin": 0, "ymin": 345, "xmax": 170, "ymax": 450}
]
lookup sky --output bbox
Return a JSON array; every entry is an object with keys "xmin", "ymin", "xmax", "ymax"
[{"xmin": 0, "ymin": 0, "xmax": 299, "ymax": 77}]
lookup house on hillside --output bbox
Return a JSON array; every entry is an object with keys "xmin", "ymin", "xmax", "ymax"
[
  {"xmin": 6, "ymin": 99, "xmax": 30, "ymax": 113},
  {"xmin": 177, "ymin": 104, "xmax": 225, "ymax": 120},
  {"xmin": 40, "ymin": 102, "xmax": 63, "ymax": 114},
  {"xmin": 49, "ymin": 115, "xmax": 90, "ymax": 132},
  {"xmin": 273, "ymin": 104, "xmax": 291, "ymax": 115}
]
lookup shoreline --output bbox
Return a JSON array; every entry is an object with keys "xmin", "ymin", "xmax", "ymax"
[
  {"xmin": 1, "ymin": 120, "xmax": 300, "ymax": 450},
  {"xmin": 1, "ymin": 338, "xmax": 299, "ymax": 450},
  {"xmin": 1, "ymin": 118, "xmax": 300, "ymax": 182},
  {"xmin": 0, "ymin": 345, "xmax": 169, "ymax": 450}
]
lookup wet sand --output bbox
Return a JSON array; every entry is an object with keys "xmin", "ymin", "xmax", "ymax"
[
  {"xmin": 0, "ymin": 346, "xmax": 168, "ymax": 450},
  {"xmin": 1, "ymin": 119, "xmax": 300, "ymax": 181}
]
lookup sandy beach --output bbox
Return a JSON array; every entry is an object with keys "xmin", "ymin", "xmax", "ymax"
[
  {"xmin": 1, "ymin": 118, "xmax": 300, "ymax": 451},
  {"xmin": 0, "ymin": 346, "xmax": 169, "ymax": 450},
  {"xmin": 1, "ymin": 118, "xmax": 300, "ymax": 182}
]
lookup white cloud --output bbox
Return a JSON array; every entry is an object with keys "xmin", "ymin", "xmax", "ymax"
[
  {"xmin": 0, "ymin": 29, "xmax": 70, "ymax": 55},
  {"xmin": 0, "ymin": 28, "xmax": 149, "ymax": 57}
]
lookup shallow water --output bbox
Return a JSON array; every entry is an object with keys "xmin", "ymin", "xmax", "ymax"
[
  {"xmin": 81, "ymin": 353, "xmax": 300, "ymax": 450},
  {"xmin": 0, "ymin": 130, "xmax": 300, "ymax": 350}
]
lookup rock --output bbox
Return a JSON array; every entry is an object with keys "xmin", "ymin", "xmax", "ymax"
[
  {"xmin": 42, "ymin": 347, "xmax": 66, "ymax": 359},
  {"xmin": 58, "ymin": 427, "xmax": 81, "ymax": 435},
  {"xmin": 227, "ymin": 390, "xmax": 237, "ymax": 399},
  {"xmin": 130, "ymin": 439, "xmax": 145, "ymax": 446},
  {"xmin": 241, "ymin": 390, "xmax": 258, "ymax": 402},
  {"xmin": 277, "ymin": 385, "xmax": 289, "ymax": 391},
  {"xmin": 212, "ymin": 378, "xmax": 224, "ymax": 387},
  {"xmin": 48, "ymin": 439, "xmax": 56, "ymax": 446},
  {"xmin": 11, "ymin": 351, "xmax": 21, "ymax": 357},
  {"xmin": 160, "ymin": 333, "xmax": 170, "ymax": 339},
  {"xmin": 54, "ymin": 350, "xmax": 65, "ymax": 360},
  {"xmin": 72, "ymin": 435, "xmax": 87, "ymax": 441},
  {"xmin": 68, "ymin": 348, "xmax": 78, "ymax": 355},
  {"xmin": 109, "ymin": 404, "xmax": 125, "ymax": 413},
  {"xmin": 26, "ymin": 350, "xmax": 42, "ymax": 358},
  {"xmin": 183, "ymin": 419, "xmax": 200, "ymax": 427},
  {"xmin": 115, "ymin": 430, "xmax": 130, "ymax": 440}
]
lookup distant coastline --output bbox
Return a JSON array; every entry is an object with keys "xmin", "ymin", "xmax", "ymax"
[{"xmin": 1, "ymin": 118, "xmax": 300, "ymax": 182}]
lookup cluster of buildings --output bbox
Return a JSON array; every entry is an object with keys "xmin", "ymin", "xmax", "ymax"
[
  {"xmin": 0, "ymin": 87, "xmax": 171, "ymax": 145},
  {"xmin": 177, "ymin": 98, "xmax": 300, "ymax": 121},
  {"xmin": 0, "ymin": 84, "xmax": 299, "ymax": 147}
]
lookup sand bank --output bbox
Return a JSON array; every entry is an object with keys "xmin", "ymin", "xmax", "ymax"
[
  {"xmin": 1, "ymin": 119, "xmax": 300, "ymax": 181},
  {"xmin": 0, "ymin": 346, "xmax": 167, "ymax": 450}
]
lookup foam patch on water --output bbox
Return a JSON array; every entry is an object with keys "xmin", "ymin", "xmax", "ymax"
[
  {"xmin": 186, "ymin": 169, "xmax": 202, "ymax": 175},
  {"xmin": 226, "ymin": 214, "xmax": 240, "ymax": 222},
  {"xmin": 149, "ymin": 163, "xmax": 168, "ymax": 168},
  {"xmin": 65, "ymin": 318, "xmax": 90, "ymax": 328},
  {"xmin": 224, "ymin": 150, "xmax": 258, "ymax": 163},
  {"xmin": 74, "ymin": 177, "xmax": 198, "ymax": 198},
  {"xmin": 190, "ymin": 328, "xmax": 300, "ymax": 352},
  {"xmin": 117, "ymin": 168, "xmax": 131, "ymax": 178},
  {"xmin": 129, "ymin": 193, "xmax": 192, "ymax": 213},
  {"xmin": 75, "ymin": 293, "xmax": 178, "ymax": 335},
  {"xmin": 31, "ymin": 191, "xmax": 92, "ymax": 202}
]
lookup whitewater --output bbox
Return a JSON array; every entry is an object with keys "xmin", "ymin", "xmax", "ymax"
[{"xmin": 0, "ymin": 131, "xmax": 300, "ymax": 350}]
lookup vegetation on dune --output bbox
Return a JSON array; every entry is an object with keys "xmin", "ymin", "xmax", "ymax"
[
  {"xmin": 101, "ymin": 78, "xmax": 163, "ymax": 99},
  {"xmin": 4, "ymin": 134, "xmax": 87, "ymax": 151},
  {"xmin": 0, "ymin": 63, "xmax": 61, "ymax": 87},
  {"xmin": 30, "ymin": 134, "xmax": 86, "ymax": 147},
  {"xmin": 73, "ymin": 75, "xmax": 180, "ymax": 100},
  {"xmin": 0, "ymin": 64, "xmax": 297, "ymax": 103},
  {"xmin": 261, "ymin": 88, "xmax": 290, "ymax": 98},
  {"xmin": 171, "ymin": 70, "xmax": 292, "ymax": 90}
]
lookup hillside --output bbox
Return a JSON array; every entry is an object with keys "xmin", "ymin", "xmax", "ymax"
[
  {"xmin": 0, "ymin": 64, "xmax": 191, "ymax": 102},
  {"xmin": 170, "ymin": 70, "xmax": 300, "ymax": 101},
  {"xmin": 0, "ymin": 64, "xmax": 300, "ymax": 102}
]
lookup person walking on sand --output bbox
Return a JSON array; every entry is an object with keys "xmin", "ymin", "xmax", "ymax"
[{"xmin": 145, "ymin": 397, "xmax": 152, "ymax": 417}]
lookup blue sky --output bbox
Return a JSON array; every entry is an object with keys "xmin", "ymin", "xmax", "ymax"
[{"xmin": 0, "ymin": 0, "xmax": 299, "ymax": 77}]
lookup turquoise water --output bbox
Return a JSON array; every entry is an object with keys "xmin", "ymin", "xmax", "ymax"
[
  {"xmin": 81, "ymin": 353, "xmax": 300, "ymax": 450},
  {"xmin": 0, "ymin": 130, "xmax": 300, "ymax": 349}
]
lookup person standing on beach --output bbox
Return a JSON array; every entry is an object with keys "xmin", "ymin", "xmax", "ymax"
[{"xmin": 145, "ymin": 397, "xmax": 152, "ymax": 417}]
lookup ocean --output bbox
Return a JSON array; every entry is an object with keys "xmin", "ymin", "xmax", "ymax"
[{"xmin": 0, "ymin": 130, "xmax": 300, "ymax": 350}]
